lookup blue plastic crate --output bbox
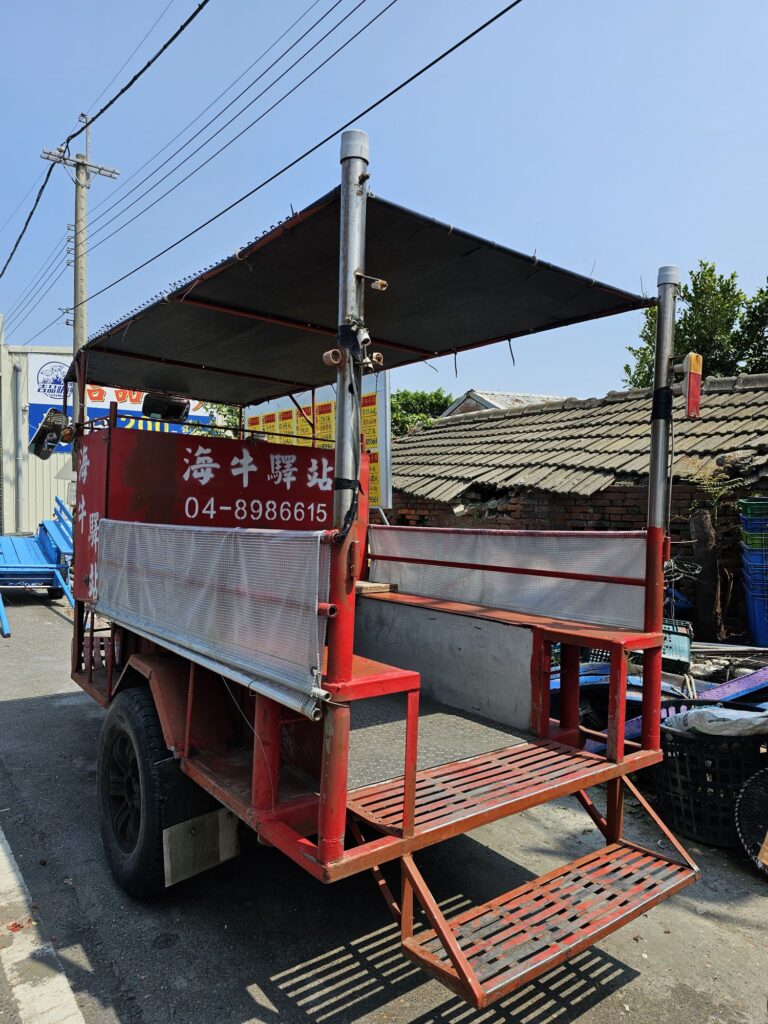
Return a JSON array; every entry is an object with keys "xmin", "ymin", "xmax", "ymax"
[
  {"xmin": 742, "ymin": 543, "xmax": 768, "ymax": 565},
  {"xmin": 744, "ymin": 584, "xmax": 768, "ymax": 645},
  {"xmin": 740, "ymin": 514, "xmax": 768, "ymax": 533}
]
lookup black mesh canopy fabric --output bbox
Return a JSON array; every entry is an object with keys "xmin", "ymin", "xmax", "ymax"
[{"xmin": 72, "ymin": 188, "xmax": 653, "ymax": 406}]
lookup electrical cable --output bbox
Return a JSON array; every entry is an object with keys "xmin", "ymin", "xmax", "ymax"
[
  {"xmin": 85, "ymin": 0, "xmax": 396, "ymax": 257},
  {"xmin": 87, "ymin": 0, "xmax": 350, "ymax": 235},
  {"xmin": 6, "ymin": 255, "xmax": 69, "ymax": 334},
  {"xmin": 6, "ymin": 265, "xmax": 69, "ymax": 341},
  {"xmin": 87, "ymin": 0, "xmax": 332, "ymax": 221},
  {"xmin": 0, "ymin": 0, "xmax": 215, "ymax": 280},
  {"xmin": 4, "ymin": 233, "xmax": 67, "ymax": 321},
  {"xmin": 0, "ymin": 163, "xmax": 58, "ymax": 281},
  {"xmin": 0, "ymin": 170, "xmax": 46, "ymax": 237},
  {"xmin": 7, "ymin": 0, "xmax": 329, "ymax": 335},
  {"xmin": 80, "ymin": 0, "xmax": 528, "ymax": 312},
  {"xmin": 84, "ymin": 0, "xmax": 179, "ymax": 114}
]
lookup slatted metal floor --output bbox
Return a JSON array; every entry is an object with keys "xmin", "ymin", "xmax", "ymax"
[
  {"xmin": 404, "ymin": 841, "xmax": 697, "ymax": 1007},
  {"xmin": 348, "ymin": 739, "xmax": 660, "ymax": 838}
]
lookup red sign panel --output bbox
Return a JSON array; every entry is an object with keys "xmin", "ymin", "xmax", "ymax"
[
  {"xmin": 73, "ymin": 432, "xmax": 109, "ymax": 602},
  {"xmin": 107, "ymin": 430, "xmax": 334, "ymax": 529},
  {"xmin": 73, "ymin": 428, "xmax": 336, "ymax": 604}
]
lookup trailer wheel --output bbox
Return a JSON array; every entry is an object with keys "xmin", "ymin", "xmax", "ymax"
[
  {"xmin": 46, "ymin": 587, "xmax": 64, "ymax": 600},
  {"xmin": 97, "ymin": 688, "xmax": 168, "ymax": 898}
]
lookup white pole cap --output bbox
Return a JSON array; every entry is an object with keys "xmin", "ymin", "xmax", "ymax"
[
  {"xmin": 340, "ymin": 129, "xmax": 369, "ymax": 163},
  {"xmin": 657, "ymin": 265, "xmax": 680, "ymax": 287}
]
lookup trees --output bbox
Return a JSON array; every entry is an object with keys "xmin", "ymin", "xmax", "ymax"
[
  {"xmin": 391, "ymin": 387, "xmax": 454, "ymax": 437},
  {"xmin": 623, "ymin": 261, "xmax": 768, "ymax": 388}
]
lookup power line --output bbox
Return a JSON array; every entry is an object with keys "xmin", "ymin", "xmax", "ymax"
[
  {"xmin": 0, "ymin": 170, "xmax": 45, "ymax": 237},
  {"xmin": 0, "ymin": 0, "xmax": 215, "ymax": 281},
  {"xmin": 6, "ymin": 265, "xmax": 69, "ymax": 341},
  {"xmin": 88, "ymin": 0, "xmax": 326, "ymax": 220},
  {"xmin": 83, "ymin": 0, "xmax": 528, "ymax": 312},
  {"xmin": 87, "ymin": 0, "xmax": 349, "ymax": 235},
  {"xmin": 85, "ymin": 0, "xmax": 179, "ymax": 114},
  {"xmin": 0, "ymin": 163, "xmax": 58, "ymax": 281},
  {"xmin": 5, "ymin": 1, "xmax": 323, "ymax": 321},
  {"xmin": 4, "ymin": 233, "xmax": 67, "ymax": 320},
  {"xmin": 5, "ymin": 250, "xmax": 68, "ymax": 330},
  {"xmin": 86, "ymin": 0, "xmax": 381, "ymax": 251}
]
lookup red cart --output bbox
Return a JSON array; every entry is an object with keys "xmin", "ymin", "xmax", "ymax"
[{"xmin": 62, "ymin": 131, "xmax": 698, "ymax": 1009}]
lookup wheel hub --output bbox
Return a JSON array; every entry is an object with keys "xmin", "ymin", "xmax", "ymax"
[{"xmin": 108, "ymin": 733, "xmax": 142, "ymax": 853}]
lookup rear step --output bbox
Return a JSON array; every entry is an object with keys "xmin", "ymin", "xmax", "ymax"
[{"xmin": 401, "ymin": 842, "xmax": 699, "ymax": 1009}]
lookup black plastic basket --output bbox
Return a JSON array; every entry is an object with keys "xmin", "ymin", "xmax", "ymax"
[
  {"xmin": 655, "ymin": 702, "xmax": 768, "ymax": 847},
  {"xmin": 735, "ymin": 768, "xmax": 768, "ymax": 877}
]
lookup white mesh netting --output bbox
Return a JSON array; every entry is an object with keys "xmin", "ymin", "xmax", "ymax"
[
  {"xmin": 96, "ymin": 521, "xmax": 330, "ymax": 703},
  {"xmin": 369, "ymin": 526, "xmax": 647, "ymax": 629}
]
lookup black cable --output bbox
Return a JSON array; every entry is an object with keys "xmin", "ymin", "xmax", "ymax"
[
  {"xmin": 6, "ymin": 254, "xmax": 69, "ymax": 332},
  {"xmin": 87, "ymin": 0, "xmax": 349, "ymax": 235},
  {"xmin": 86, "ymin": 0, "xmax": 395, "ymax": 257},
  {"xmin": 87, "ymin": 0, "xmax": 327, "ymax": 220},
  {"xmin": 82, "ymin": 0, "xmax": 528, "ymax": 311},
  {"xmin": 0, "ymin": 163, "xmax": 57, "ymax": 280},
  {"xmin": 85, "ymin": 0, "xmax": 178, "ymax": 114},
  {"xmin": 6, "ymin": 266, "xmax": 69, "ymax": 341},
  {"xmin": 69, "ymin": 0, "xmax": 214, "ymax": 147},
  {"xmin": 0, "ymin": 0, "xmax": 215, "ymax": 280},
  {"xmin": 5, "ymin": 234, "xmax": 67, "ymax": 320},
  {"xmin": 0, "ymin": 170, "xmax": 45, "ymax": 236}
]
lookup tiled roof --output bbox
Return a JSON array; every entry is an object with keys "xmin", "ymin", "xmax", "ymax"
[
  {"xmin": 442, "ymin": 390, "xmax": 565, "ymax": 415},
  {"xmin": 472, "ymin": 390, "xmax": 567, "ymax": 409},
  {"xmin": 393, "ymin": 374, "xmax": 768, "ymax": 502}
]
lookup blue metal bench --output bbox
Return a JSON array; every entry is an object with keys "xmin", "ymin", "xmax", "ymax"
[{"xmin": 0, "ymin": 498, "xmax": 74, "ymax": 637}]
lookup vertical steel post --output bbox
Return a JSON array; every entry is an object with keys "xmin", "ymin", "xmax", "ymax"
[
  {"xmin": 72, "ymin": 156, "xmax": 88, "ymax": 427},
  {"xmin": 13, "ymin": 362, "xmax": 25, "ymax": 532},
  {"xmin": 642, "ymin": 266, "xmax": 679, "ymax": 750},
  {"xmin": 333, "ymin": 128, "xmax": 368, "ymax": 529},
  {"xmin": 318, "ymin": 130, "xmax": 370, "ymax": 863}
]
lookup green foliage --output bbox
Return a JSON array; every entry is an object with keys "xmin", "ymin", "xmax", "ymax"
[
  {"xmin": 623, "ymin": 261, "xmax": 768, "ymax": 388},
  {"xmin": 184, "ymin": 403, "xmax": 240, "ymax": 437},
  {"xmin": 390, "ymin": 387, "xmax": 454, "ymax": 437}
]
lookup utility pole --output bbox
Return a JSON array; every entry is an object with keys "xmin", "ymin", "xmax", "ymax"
[{"xmin": 42, "ymin": 114, "xmax": 119, "ymax": 426}]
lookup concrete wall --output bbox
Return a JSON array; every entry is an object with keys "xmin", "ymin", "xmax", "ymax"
[
  {"xmin": 0, "ymin": 340, "xmax": 72, "ymax": 534},
  {"xmin": 355, "ymin": 596, "xmax": 533, "ymax": 731}
]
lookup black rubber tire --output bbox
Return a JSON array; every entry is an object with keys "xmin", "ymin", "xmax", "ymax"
[
  {"xmin": 47, "ymin": 587, "xmax": 65, "ymax": 600},
  {"xmin": 97, "ymin": 688, "xmax": 169, "ymax": 899}
]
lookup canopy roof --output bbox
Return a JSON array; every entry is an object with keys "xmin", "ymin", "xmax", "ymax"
[{"xmin": 71, "ymin": 187, "xmax": 653, "ymax": 407}]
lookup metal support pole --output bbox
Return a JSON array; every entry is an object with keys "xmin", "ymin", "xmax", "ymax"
[
  {"xmin": 72, "ymin": 157, "xmax": 88, "ymax": 426},
  {"xmin": 647, "ymin": 266, "xmax": 679, "ymax": 532},
  {"xmin": 42, "ymin": 116, "xmax": 119, "ymax": 433},
  {"xmin": 13, "ymin": 362, "xmax": 25, "ymax": 532},
  {"xmin": 333, "ymin": 128, "xmax": 368, "ymax": 530},
  {"xmin": 642, "ymin": 265, "xmax": 679, "ymax": 750},
  {"xmin": 317, "ymin": 701, "xmax": 351, "ymax": 864},
  {"xmin": 326, "ymin": 130, "xmax": 369, "ymax": 688}
]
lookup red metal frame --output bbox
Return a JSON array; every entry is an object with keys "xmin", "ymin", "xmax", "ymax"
[{"xmin": 67, "ymin": 406, "xmax": 690, "ymax": 1008}]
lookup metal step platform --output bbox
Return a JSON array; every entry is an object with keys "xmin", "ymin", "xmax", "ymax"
[
  {"xmin": 402, "ymin": 840, "xmax": 698, "ymax": 1009},
  {"xmin": 348, "ymin": 739, "xmax": 661, "ymax": 842}
]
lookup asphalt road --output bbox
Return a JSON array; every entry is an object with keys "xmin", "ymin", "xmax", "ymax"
[{"xmin": 0, "ymin": 593, "xmax": 766, "ymax": 1024}]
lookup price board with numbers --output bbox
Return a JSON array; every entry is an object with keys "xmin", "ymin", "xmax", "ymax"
[{"xmin": 245, "ymin": 373, "xmax": 392, "ymax": 507}]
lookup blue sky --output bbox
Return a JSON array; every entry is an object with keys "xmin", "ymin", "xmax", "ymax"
[{"xmin": 1, "ymin": 0, "xmax": 766, "ymax": 400}]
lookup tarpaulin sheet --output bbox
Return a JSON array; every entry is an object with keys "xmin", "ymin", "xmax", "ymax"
[
  {"xmin": 369, "ymin": 526, "xmax": 646, "ymax": 629},
  {"xmin": 96, "ymin": 520, "xmax": 330, "ymax": 713},
  {"xmin": 71, "ymin": 190, "xmax": 652, "ymax": 407}
]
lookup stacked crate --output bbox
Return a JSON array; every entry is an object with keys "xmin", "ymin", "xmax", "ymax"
[{"xmin": 740, "ymin": 497, "xmax": 768, "ymax": 644}]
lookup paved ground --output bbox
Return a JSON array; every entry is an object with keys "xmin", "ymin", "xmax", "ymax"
[{"xmin": 0, "ymin": 593, "xmax": 766, "ymax": 1024}]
